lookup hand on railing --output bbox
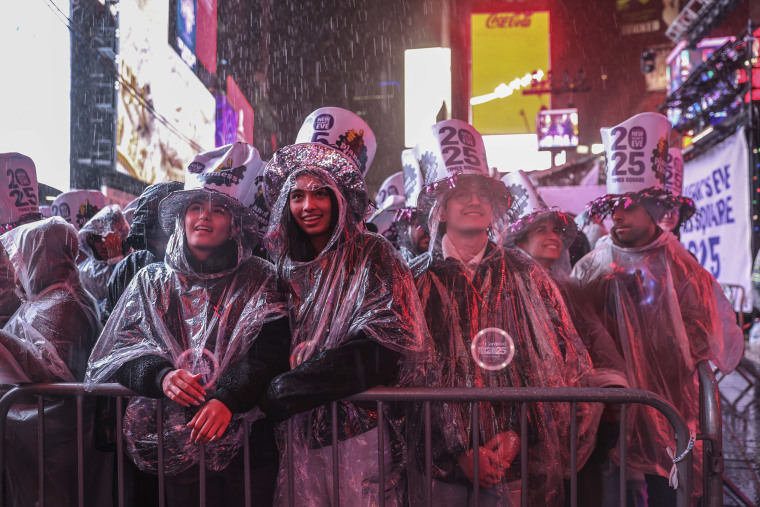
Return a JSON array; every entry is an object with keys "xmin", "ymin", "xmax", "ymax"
[
  {"xmin": 187, "ymin": 399, "xmax": 232, "ymax": 444},
  {"xmin": 161, "ymin": 369, "xmax": 206, "ymax": 407}
]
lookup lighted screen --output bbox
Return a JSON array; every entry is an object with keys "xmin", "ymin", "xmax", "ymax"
[
  {"xmin": 536, "ymin": 108, "xmax": 579, "ymax": 150},
  {"xmin": 470, "ymin": 12, "xmax": 550, "ymax": 135}
]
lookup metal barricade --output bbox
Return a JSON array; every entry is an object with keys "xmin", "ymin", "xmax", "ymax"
[
  {"xmin": 286, "ymin": 386, "xmax": 695, "ymax": 507},
  {"xmin": 0, "ymin": 384, "xmax": 695, "ymax": 507},
  {"xmin": 698, "ymin": 361, "xmax": 724, "ymax": 507}
]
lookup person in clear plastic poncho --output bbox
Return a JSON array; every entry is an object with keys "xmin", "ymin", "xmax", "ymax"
[
  {"xmin": 571, "ymin": 190, "xmax": 744, "ymax": 504},
  {"xmin": 259, "ymin": 143, "xmax": 432, "ymax": 507},
  {"xmin": 85, "ymin": 163, "xmax": 290, "ymax": 505},
  {"xmin": 104, "ymin": 181, "xmax": 183, "ymax": 321},
  {"xmin": 504, "ymin": 207, "xmax": 628, "ymax": 389},
  {"xmin": 410, "ymin": 173, "xmax": 599, "ymax": 507},
  {"xmin": 0, "ymin": 217, "xmax": 104, "ymax": 507},
  {"xmin": 77, "ymin": 204, "xmax": 130, "ymax": 307},
  {"xmin": 393, "ymin": 207, "xmax": 430, "ymax": 265},
  {"xmin": 0, "ymin": 241, "xmax": 21, "ymax": 328},
  {"xmin": 0, "ymin": 216, "xmax": 101, "ymax": 383},
  {"xmin": 503, "ymin": 206, "xmax": 625, "ymax": 507}
]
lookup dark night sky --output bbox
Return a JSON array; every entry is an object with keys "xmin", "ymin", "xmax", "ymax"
[{"xmin": 215, "ymin": 0, "xmax": 750, "ymax": 196}]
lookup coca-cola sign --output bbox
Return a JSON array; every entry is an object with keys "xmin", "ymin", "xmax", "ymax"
[{"xmin": 486, "ymin": 13, "xmax": 533, "ymax": 28}]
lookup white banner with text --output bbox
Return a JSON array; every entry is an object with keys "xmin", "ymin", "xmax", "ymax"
[{"xmin": 681, "ymin": 128, "xmax": 752, "ymax": 312}]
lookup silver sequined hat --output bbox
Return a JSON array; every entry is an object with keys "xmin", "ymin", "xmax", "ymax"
[{"xmin": 263, "ymin": 143, "xmax": 369, "ymax": 223}]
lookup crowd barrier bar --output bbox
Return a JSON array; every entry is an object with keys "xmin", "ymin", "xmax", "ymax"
[
  {"xmin": 0, "ymin": 384, "xmax": 694, "ymax": 507},
  {"xmin": 697, "ymin": 361, "xmax": 724, "ymax": 507}
]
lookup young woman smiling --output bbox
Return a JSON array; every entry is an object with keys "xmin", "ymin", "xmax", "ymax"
[{"xmin": 260, "ymin": 142, "xmax": 431, "ymax": 506}]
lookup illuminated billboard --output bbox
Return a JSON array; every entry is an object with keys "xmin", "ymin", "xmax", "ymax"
[
  {"xmin": 117, "ymin": 0, "xmax": 215, "ymax": 184},
  {"xmin": 196, "ymin": 0, "xmax": 218, "ymax": 73},
  {"xmin": 174, "ymin": 0, "xmax": 197, "ymax": 70},
  {"xmin": 470, "ymin": 12, "xmax": 550, "ymax": 135},
  {"xmin": 226, "ymin": 76, "xmax": 254, "ymax": 145},
  {"xmin": 169, "ymin": 0, "xmax": 217, "ymax": 73}
]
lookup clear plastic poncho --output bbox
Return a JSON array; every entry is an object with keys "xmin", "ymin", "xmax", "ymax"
[
  {"xmin": 85, "ymin": 215, "xmax": 288, "ymax": 475},
  {"xmin": 504, "ymin": 214, "xmax": 628, "ymax": 387},
  {"xmin": 1, "ymin": 217, "xmax": 108, "ymax": 507},
  {"xmin": 409, "ymin": 198, "xmax": 599, "ymax": 506},
  {"xmin": 571, "ymin": 231, "xmax": 743, "ymax": 484},
  {"xmin": 77, "ymin": 204, "xmax": 130, "ymax": 301},
  {"xmin": 0, "ymin": 217, "xmax": 101, "ymax": 383},
  {"xmin": 0, "ymin": 241, "xmax": 21, "ymax": 328},
  {"xmin": 265, "ymin": 167, "xmax": 433, "ymax": 505}
]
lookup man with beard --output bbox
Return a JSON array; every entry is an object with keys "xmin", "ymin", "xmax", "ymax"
[{"xmin": 571, "ymin": 112, "xmax": 743, "ymax": 506}]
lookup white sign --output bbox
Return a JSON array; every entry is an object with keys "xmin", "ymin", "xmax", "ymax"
[{"xmin": 680, "ymin": 128, "xmax": 752, "ymax": 311}]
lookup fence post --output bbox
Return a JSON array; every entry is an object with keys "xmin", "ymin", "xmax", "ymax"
[{"xmin": 698, "ymin": 361, "xmax": 724, "ymax": 507}]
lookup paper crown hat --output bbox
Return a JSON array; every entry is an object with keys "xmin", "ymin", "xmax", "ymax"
[
  {"xmin": 0, "ymin": 153, "xmax": 42, "ymax": 232},
  {"xmin": 589, "ymin": 112, "xmax": 694, "ymax": 220},
  {"xmin": 368, "ymin": 194, "xmax": 406, "ymax": 241},
  {"xmin": 375, "ymin": 171, "xmax": 404, "ymax": 205},
  {"xmin": 501, "ymin": 169, "xmax": 577, "ymax": 245},
  {"xmin": 600, "ymin": 112, "xmax": 670, "ymax": 195},
  {"xmin": 158, "ymin": 142, "xmax": 265, "ymax": 236},
  {"xmin": 295, "ymin": 107, "xmax": 377, "ymax": 176},
  {"xmin": 415, "ymin": 119, "xmax": 512, "ymax": 229},
  {"xmin": 501, "ymin": 170, "xmax": 547, "ymax": 219},
  {"xmin": 392, "ymin": 149, "xmax": 426, "ymax": 226},
  {"xmin": 52, "ymin": 189, "xmax": 107, "ymax": 232},
  {"xmin": 401, "ymin": 148, "xmax": 424, "ymax": 208}
]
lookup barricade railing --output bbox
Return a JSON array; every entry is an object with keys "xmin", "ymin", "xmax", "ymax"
[
  {"xmin": 697, "ymin": 361, "xmax": 724, "ymax": 507},
  {"xmin": 0, "ymin": 384, "xmax": 694, "ymax": 507}
]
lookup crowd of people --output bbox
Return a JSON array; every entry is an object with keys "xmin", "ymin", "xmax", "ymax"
[{"xmin": 0, "ymin": 108, "xmax": 745, "ymax": 507}]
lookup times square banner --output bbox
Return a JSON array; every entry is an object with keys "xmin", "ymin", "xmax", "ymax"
[{"xmin": 681, "ymin": 128, "xmax": 752, "ymax": 312}]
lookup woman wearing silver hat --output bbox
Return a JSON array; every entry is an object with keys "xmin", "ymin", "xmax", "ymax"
[
  {"xmin": 85, "ymin": 143, "xmax": 290, "ymax": 506},
  {"xmin": 258, "ymin": 142, "xmax": 431, "ymax": 506}
]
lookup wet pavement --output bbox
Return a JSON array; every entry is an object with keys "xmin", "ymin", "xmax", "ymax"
[{"xmin": 719, "ymin": 346, "xmax": 760, "ymax": 506}]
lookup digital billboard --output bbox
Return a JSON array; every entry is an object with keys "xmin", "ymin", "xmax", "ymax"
[
  {"xmin": 118, "ymin": 0, "xmax": 215, "ymax": 184},
  {"xmin": 170, "ymin": 0, "xmax": 217, "ymax": 73},
  {"xmin": 536, "ymin": 108, "xmax": 579, "ymax": 150},
  {"xmin": 226, "ymin": 76, "xmax": 254, "ymax": 146},
  {"xmin": 470, "ymin": 12, "xmax": 550, "ymax": 135}
]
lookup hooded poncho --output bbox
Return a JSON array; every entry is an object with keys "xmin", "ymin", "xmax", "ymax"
[
  {"xmin": 571, "ymin": 231, "xmax": 743, "ymax": 483},
  {"xmin": 410, "ymin": 193, "xmax": 600, "ymax": 506},
  {"xmin": 105, "ymin": 181, "xmax": 184, "ymax": 318},
  {"xmin": 1, "ymin": 217, "xmax": 108, "ymax": 507},
  {"xmin": 503, "ymin": 212, "xmax": 627, "ymax": 386},
  {"xmin": 77, "ymin": 204, "xmax": 130, "ymax": 302},
  {"xmin": 0, "ymin": 217, "xmax": 101, "ymax": 383},
  {"xmin": 85, "ymin": 210, "xmax": 288, "ymax": 476},
  {"xmin": 0, "ymin": 241, "xmax": 21, "ymax": 328},
  {"xmin": 262, "ymin": 146, "xmax": 432, "ymax": 505}
]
